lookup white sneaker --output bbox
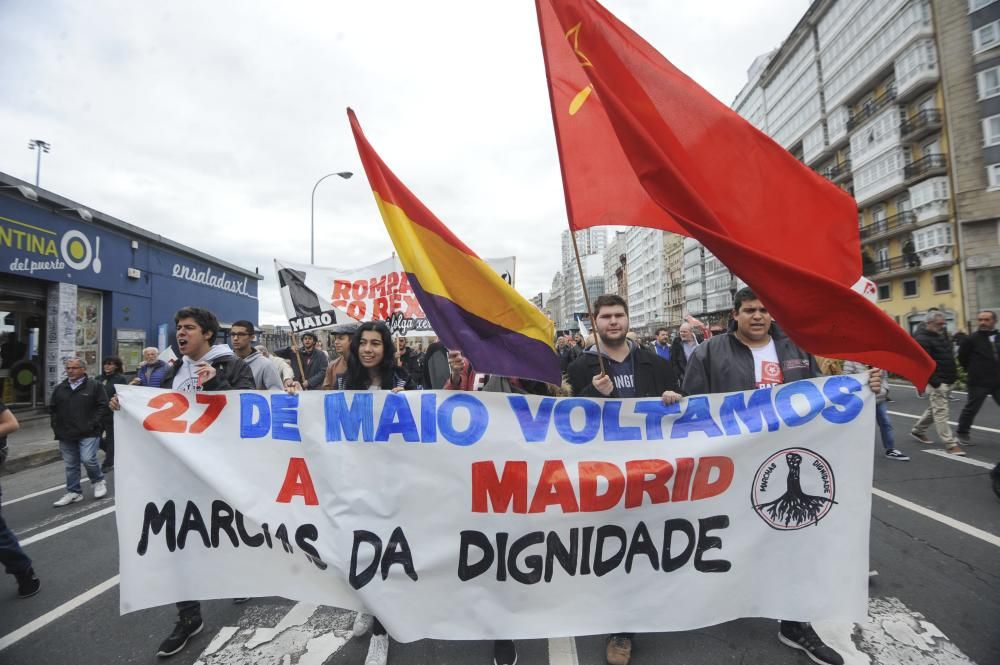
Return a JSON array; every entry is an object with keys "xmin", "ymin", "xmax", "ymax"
[
  {"xmin": 93, "ymin": 480, "xmax": 108, "ymax": 499},
  {"xmin": 53, "ymin": 492, "xmax": 83, "ymax": 507},
  {"xmin": 364, "ymin": 633, "xmax": 389, "ymax": 665},
  {"xmin": 353, "ymin": 612, "xmax": 374, "ymax": 636}
]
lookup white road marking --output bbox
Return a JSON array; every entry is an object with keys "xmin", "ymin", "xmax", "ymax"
[
  {"xmin": 856, "ymin": 597, "xmax": 975, "ymax": 663},
  {"xmin": 0, "ymin": 575, "xmax": 119, "ymax": 652},
  {"xmin": 4, "ymin": 479, "xmax": 92, "ymax": 506},
  {"xmin": 548, "ymin": 636, "xmax": 581, "ymax": 665},
  {"xmin": 18, "ymin": 506, "xmax": 116, "ymax": 546},
  {"xmin": 194, "ymin": 603, "xmax": 351, "ymax": 664},
  {"xmin": 873, "ymin": 488, "xmax": 1000, "ymax": 547},
  {"xmin": 887, "ymin": 409, "xmax": 1000, "ymax": 434},
  {"xmin": 922, "ymin": 449, "xmax": 996, "ymax": 469}
]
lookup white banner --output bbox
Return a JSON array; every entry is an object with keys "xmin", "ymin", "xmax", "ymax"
[
  {"xmin": 115, "ymin": 375, "xmax": 874, "ymax": 641},
  {"xmin": 274, "ymin": 256, "xmax": 516, "ymax": 335}
]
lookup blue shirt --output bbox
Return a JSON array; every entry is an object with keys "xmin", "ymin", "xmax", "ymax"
[{"xmin": 654, "ymin": 342, "xmax": 671, "ymax": 361}]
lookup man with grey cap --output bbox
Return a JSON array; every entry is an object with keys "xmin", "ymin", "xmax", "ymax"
[
  {"xmin": 230, "ymin": 320, "xmax": 285, "ymax": 390},
  {"xmin": 323, "ymin": 321, "xmax": 359, "ymax": 389}
]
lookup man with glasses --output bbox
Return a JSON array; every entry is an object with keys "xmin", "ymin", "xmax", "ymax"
[{"xmin": 230, "ymin": 321, "xmax": 285, "ymax": 390}]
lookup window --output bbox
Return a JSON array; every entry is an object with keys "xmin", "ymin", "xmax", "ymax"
[
  {"xmin": 878, "ymin": 283, "xmax": 892, "ymax": 300},
  {"xmin": 984, "ymin": 114, "xmax": 1000, "ymax": 146},
  {"xmin": 872, "ymin": 205, "xmax": 887, "ymax": 232},
  {"xmin": 970, "ymin": 0, "xmax": 999, "ymax": 12},
  {"xmin": 903, "ymin": 279, "xmax": 919, "ymax": 297},
  {"xmin": 934, "ymin": 272, "xmax": 952, "ymax": 293},
  {"xmin": 897, "ymin": 195, "xmax": 912, "ymax": 213},
  {"xmin": 988, "ymin": 164, "xmax": 1000, "ymax": 189},
  {"xmin": 979, "ymin": 66, "xmax": 1000, "ymax": 99},
  {"xmin": 973, "ymin": 21, "xmax": 1000, "ymax": 53}
]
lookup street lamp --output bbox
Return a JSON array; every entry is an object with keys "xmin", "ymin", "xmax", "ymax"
[
  {"xmin": 27, "ymin": 140, "xmax": 51, "ymax": 187},
  {"xmin": 310, "ymin": 171, "xmax": 353, "ymax": 264}
]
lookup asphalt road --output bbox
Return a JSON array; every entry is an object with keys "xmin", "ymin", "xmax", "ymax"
[{"xmin": 1, "ymin": 384, "xmax": 997, "ymax": 665}]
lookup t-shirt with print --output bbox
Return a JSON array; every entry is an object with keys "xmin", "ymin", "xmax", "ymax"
[
  {"xmin": 750, "ymin": 339, "xmax": 784, "ymax": 388},
  {"xmin": 606, "ymin": 352, "xmax": 637, "ymax": 398}
]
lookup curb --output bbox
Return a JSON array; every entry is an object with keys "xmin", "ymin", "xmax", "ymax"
[{"xmin": 1, "ymin": 446, "xmax": 62, "ymax": 476}]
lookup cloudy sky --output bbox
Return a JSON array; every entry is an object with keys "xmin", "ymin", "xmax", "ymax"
[{"xmin": 0, "ymin": 0, "xmax": 808, "ymax": 324}]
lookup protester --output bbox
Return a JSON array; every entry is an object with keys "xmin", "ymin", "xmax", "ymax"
[
  {"xmin": 275, "ymin": 332, "xmax": 328, "ymax": 390},
  {"xmin": 108, "ymin": 307, "xmax": 254, "ymax": 657},
  {"xmin": 683, "ymin": 287, "xmax": 880, "ymax": 665},
  {"xmin": 322, "ymin": 322, "xmax": 360, "ymax": 389},
  {"xmin": 94, "ymin": 356, "xmax": 128, "ymax": 472},
  {"xmin": 132, "ymin": 347, "xmax": 169, "ymax": 388},
  {"xmin": 394, "ymin": 336, "xmax": 422, "ymax": 383},
  {"xmin": 911, "ymin": 311, "xmax": 964, "ymax": 455},
  {"xmin": 669, "ymin": 322, "xmax": 700, "ymax": 385},
  {"xmin": 257, "ymin": 345, "xmax": 294, "ymax": 385},
  {"xmin": 420, "ymin": 336, "xmax": 451, "ymax": 390},
  {"xmin": 652, "ymin": 327, "xmax": 671, "ymax": 360},
  {"xmin": 230, "ymin": 321, "xmax": 285, "ymax": 390},
  {"xmin": 566, "ymin": 294, "xmax": 681, "ymax": 665},
  {"xmin": 0, "ymin": 401, "xmax": 40, "ymax": 598},
  {"xmin": 956, "ymin": 310, "xmax": 1000, "ymax": 445},
  {"xmin": 842, "ymin": 360, "xmax": 907, "ymax": 460},
  {"xmin": 50, "ymin": 357, "xmax": 108, "ymax": 507},
  {"xmin": 337, "ymin": 320, "xmax": 414, "ymax": 665}
]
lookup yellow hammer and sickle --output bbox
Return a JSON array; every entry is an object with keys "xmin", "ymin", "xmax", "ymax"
[{"xmin": 565, "ymin": 22, "xmax": 594, "ymax": 115}]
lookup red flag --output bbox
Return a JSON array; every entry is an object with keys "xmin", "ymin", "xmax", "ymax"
[{"xmin": 536, "ymin": 0, "xmax": 934, "ymax": 387}]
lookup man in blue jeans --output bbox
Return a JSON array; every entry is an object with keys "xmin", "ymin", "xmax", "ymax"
[
  {"xmin": 0, "ymin": 400, "xmax": 40, "ymax": 597},
  {"xmin": 49, "ymin": 357, "xmax": 108, "ymax": 506}
]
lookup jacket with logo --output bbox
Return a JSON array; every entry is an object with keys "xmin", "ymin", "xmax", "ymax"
[{"xmin": 50, "ymin": 376, "xmax": 109, "ymax": 440}]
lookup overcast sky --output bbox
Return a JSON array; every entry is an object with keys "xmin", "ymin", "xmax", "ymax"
[{"xmin": 0, "ymin": 0, "xmax": 808, "ymax": 325}]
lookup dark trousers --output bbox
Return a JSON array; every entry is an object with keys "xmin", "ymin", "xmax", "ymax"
[
  {"xmin": 100, "ymin": 419, "xmax": 115, "ymax": 466},
  {"xmin": 0, "ymin": 484, "xmax": 32, "ymax": 577},
  {"xmin": 957, "ymin": 384, "xmax": 1000, "ymax": 434},
  {"xmin": 177, "ymin": 600, "xmax": 201, "ymax": 620}
]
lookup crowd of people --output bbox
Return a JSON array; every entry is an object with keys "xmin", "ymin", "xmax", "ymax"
[{"xmin": 7, "ymin": 292, "xmax": 998, "ymax": 665}]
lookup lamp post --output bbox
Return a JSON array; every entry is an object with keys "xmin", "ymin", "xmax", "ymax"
[
  {"xmin": 28, "ymin": 139, "xmax": 51, "ymax": 187},
  {"xmin": 310, "ymin": 171, "xmax": 353, "ymax": 264}
]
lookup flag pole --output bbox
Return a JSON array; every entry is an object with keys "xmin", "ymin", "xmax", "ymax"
[
  {"xmin": 535, "ymin": 0, "xmax": 605, "ymax": 375},
  {"xmin": 569, "ymin": 229, "xmax": 606, "ymax": 375},
  {"xmin": 290, "ymin": 332, "xmax": 307, "ymax": 386}
]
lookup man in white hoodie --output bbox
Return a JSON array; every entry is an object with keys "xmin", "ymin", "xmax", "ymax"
[{"xmin": 229, "ymin": 320, "xmax": 285, "ymax": 390}]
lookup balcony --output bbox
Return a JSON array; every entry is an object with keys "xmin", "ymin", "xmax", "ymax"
[
  {"xmin": 847, "ymin": 87, "xmax": 898, "ymax": 132},
  {"xmin": 900, "ymin": 109, "xmax": 942, "ymax": 142},
  {"xmin": 823, "ymin": 160, "xmax": 853, "ymax": 183},
  {"xmin": 904, "ymin": 154, "xmax": 947, "ymax": 182},
  {"xmin": 859, "ymin": 210, "xmax": 917, "ymax": 243},
  {"xmin": 862, "ymin": 254, "xmax": 923, "ymax": 279}
]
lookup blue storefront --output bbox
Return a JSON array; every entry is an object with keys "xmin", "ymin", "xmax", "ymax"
[{"xmin": 0, "ymin": 172, "xmax": 261, "ymax": 409}]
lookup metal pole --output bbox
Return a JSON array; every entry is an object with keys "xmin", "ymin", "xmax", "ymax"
[
  {"xmin": 35, "ymin": 148, "xmax": 42, "ymax": 187},
  {"xmin": 570, "ymin": 229, "xmax": 606, "ymax": 375},
  {"xmin": 310, "ymin": 171, "xmax": 354, "ymax": 265}
]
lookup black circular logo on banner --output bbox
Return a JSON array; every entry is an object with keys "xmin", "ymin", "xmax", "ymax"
[{"xmin": 751, "ymin": 448, "xmax": 836, "ymax": 530}]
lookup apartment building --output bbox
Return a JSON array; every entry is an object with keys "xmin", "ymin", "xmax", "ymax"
[
  {"xmin": 624, "ymin": 227, "xmax": 670, "ymax": 335},
  {"xmin": 664, "ymin": 233, "xmax": 685, "ymax": 327},
  {"xmin": 604, "ymin": 231, "xmax": 628, "ymax": 299},
  {"xmin": 725, "ymin": 0, "xmax": 1000, "ymax": 333}
]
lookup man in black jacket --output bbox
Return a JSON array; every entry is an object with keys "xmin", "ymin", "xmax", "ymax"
[
  {"xmin": 275, "ymin": 332, "xmax": 328, "ymax": 390},
  {"xmin": 911, "ymin": 311, "xmax": 964, "ymax": 455},
  {"xmin": 956, "ymin": 310, "xmax": 1000, "ymax": 444},
  {"xmin": 566, "ymin": 294, "xmax": 681, "ymax": 665},
  {"xmin": 131, "ymin": 307, "xmax": 254, "ymax": 658},
  {"xmin": 50, "ymin": 357, "xmax": 109, "ymax": 507},
  {"xmin": 682, "ymin": 287, "xmax": 880, "ymax": 665}
]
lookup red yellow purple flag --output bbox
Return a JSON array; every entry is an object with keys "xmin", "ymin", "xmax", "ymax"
[{"xmin": 347, "ymin": 109, "xmax": 560, "ymax": 385}]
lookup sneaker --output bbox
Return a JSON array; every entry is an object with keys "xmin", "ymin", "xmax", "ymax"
[
  {"xmin": 16, "ymin": 569, "xmax": 40, "ymax": 598},
  {"xmin": 606, "ymin": 634, "xmax": 632, "ymax": 665},
  {"xmin": 93, "ymin": 480, "xmax": 108, "ymax": 499},
  {"xmin": 494, "ymin": 639, "xmax": 517, "ymax": 665},
  {"xmin": 910, "ymin": 430, "xmax": 932, "ymax": 445},
  {"xmin": 884, "ymin": 449, "xmax": 910, "ymax": 461},
  {"xmin": 53, "ymin": 492, "xmax": 83, "ymax": 507},
  {"xmin": 353, "ymin": 611, "xmax": 374, "ymax": 636},
  {"xmin": 364, "ymin": 632, "xmax": 389, "ymax": 665},
  {"xmin": 778, "ymin": 621, "xmax": 844, "ymax": 665},
  {"xmin": 956, "ymin": 432, "xmax": 974, "ymax": 446},
  {"xmin": 946, "ymin": 444, "xmax": 967, "ymax": 456},
  {"xmin": 157, "ymin": 616, "xmax": 203, "ymax": 657}
]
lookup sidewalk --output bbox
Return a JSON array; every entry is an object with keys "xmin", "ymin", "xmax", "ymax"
[{"xmin": 2, "ymin": 411, "xmax": 62, "ymax": 475}]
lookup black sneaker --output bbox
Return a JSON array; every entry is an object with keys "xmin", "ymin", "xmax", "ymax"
[
  {"xmin": 157, "ymin": 616, "xmax": 203, "ymax": 657},
  {"xmin": 884, "ymin": 449, "xmax": 910, "ymax": 461},
  {"xmin": 493, "ymin": 639, "xmax": 517, "ymax": 665},
  {"xmin": 778, "ymin": 621, "xmax": 843, "ymax": 665},
  {"xmin": 956, "ymin": 431, "xmax": 974, "ymax": 446},
  {"xmin": 16, "ymin": 568, "xmax": 40, "ymax": 598}
]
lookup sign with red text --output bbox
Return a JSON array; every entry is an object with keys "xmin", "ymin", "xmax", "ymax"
[
  {"xmin": 274, "ymin": 256, "xmax": 516, "ymax": 335},
  {"xmin": 114, "ymin": 376, "xmax": 874, "ymax": 641}
]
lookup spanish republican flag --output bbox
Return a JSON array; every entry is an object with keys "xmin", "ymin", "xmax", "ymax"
[
  {"xmin": 348, "ymin": 109, "xmax": 561, "ymax": 385},
  {"xmin": 536, "ymin": 0, "xmax": 934, "ymax": 387}
]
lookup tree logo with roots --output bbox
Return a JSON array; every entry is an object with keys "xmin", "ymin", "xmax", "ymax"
[{"xmin": 751, "ymin": 448, "xmax": 836, "ymax": 530}]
